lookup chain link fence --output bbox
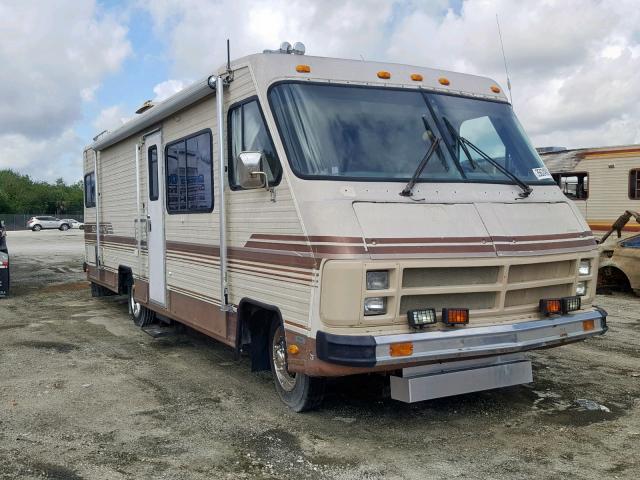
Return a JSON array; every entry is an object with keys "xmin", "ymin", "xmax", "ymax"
[{"xmin": 0, "ymin": 212, "xmax": 85, "ymax": 231}]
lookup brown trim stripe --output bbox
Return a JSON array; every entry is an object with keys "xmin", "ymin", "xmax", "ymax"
[
  {"xmin": 250, "ymin": 233, "xmax": 364, "ymax": 243},
  {"xmin": 369, "ymin": 244, "xmax": 496, "ymax": 254},
  {"xmin": 492, "ymin": 231, "xmax": 593, "ymax": 242},
  {"xmin": 495, "ymin": 239, "xmax": 596, "ymax": 252}
]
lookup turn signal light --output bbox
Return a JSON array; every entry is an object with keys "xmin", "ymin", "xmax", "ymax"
[
  {"xmin": 410, "ymin": 73, "xmax": 423, "ymax": 81},
  {"xmin": 377, "ymin": 71, "xmax": 391, "ymax": 79},
  {"xmin": 296, "ymin": 64, "xmax": 311, "ymax": 73},
  {"xmin": 438, "ymin": 77, "xmax": 450, "ymax": 86},
  {"xmin": 441, "ymin": 308, "xmax": 469, "ymax": 325},
  {"xmin": 390, "ymin": 342, "xmax": 413, "ymax": 357},
  {"xmin": 287, "ymin": 344, "xmax": 300, "ymax": 355},
  {"xmin": 490, "ymin": 85, "xmax": 501, "ymax": 93},
  {"xmin": 583, "ymin": 319, "xmax": 595, "ymax": 332}
]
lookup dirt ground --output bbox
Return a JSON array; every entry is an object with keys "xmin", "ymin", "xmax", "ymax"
[{"xmin": 0, "ymin": 230, "xmax": 639, "ymax": 480}]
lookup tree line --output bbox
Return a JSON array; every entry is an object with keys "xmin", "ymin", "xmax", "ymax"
[{"xmin": 0, "ymin": 170, "xmax": 84, "ymax": 214}]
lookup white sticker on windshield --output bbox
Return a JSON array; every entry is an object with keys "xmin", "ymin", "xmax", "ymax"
[{"xmin": 532, "ymin": 167, "xmax": 552, "ymax": 180}]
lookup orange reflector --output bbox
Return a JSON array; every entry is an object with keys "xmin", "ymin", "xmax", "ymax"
[
  {"xmin": 583, "ymin": 319, "xmax": 595, "ymax": 332},
  {"xmin": 540, "ymin": 299, "xmax": 562, "ymax": 315},
  {"xmin": 377, "ymin": 71, "xmax": 391, "ymax": 79},
  {"xmin": 490, "ymin": 85, "xmax": 501, "ymax": 93},
  {"xmin": 390, "ymin": 342, "xmax": 413, "ymax": 357},
  {"xmin": 442, "ymin": 308, "xmax": 469, "ymax": 325},
  {"xmin": 296, "ymin": 64, "xmax": 311, "ymax": 73},
  {"xmin": 410, "ymin": 73, "xmax": 423, "ymax": 81},
  {"xmin": 438, "ymin": 77, "xmax": 450, "ymax": 86}
]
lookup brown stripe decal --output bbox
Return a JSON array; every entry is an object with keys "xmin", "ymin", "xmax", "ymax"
[
  {"xmin": 369, "ymin": 244, "xmax": 496, "ymax": 254},
  {"xmin": 366, "ymin": 236, "xmax": 491, "ymax": 244},
  {"xmin": 251, "ymin": 233, "xmax": 364, "ymax": 244},
  {"xmin": 492, "ymin": 231, "xmax": 593, "ymax": 242}
]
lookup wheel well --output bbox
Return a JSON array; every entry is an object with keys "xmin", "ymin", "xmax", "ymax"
[
  {"xmin": 118, "ymin": 266, "xmax": 133, "ymax": 295},
  {"xmin": 597, "ymin": 265, "xmax": 631, "ymax": 292},
  {"xmin": 237, "ymin": 299, "xmax": 282, "ymax": 372}
]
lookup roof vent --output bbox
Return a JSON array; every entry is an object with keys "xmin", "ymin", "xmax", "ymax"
[{"xmin": 135, "ymin": 100, "xmax": 155, "ymax": 115}]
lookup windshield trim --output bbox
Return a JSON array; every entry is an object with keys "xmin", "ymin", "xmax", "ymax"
[{"xmin": 266, "ymin": 80, "xmax": 555, "ymax": 186}]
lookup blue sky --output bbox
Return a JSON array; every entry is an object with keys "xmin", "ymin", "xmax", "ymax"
[{"xmin": 1, "ymin": 0, "xmax": 639, "ymax": 184}]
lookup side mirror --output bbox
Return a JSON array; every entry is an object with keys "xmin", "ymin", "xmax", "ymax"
[{"xmin": 237, "ymin": 151, "xmax": 269, "ymax": 190}]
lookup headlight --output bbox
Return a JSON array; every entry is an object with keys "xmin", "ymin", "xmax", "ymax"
[
  {"xmin": 578, "ymin": 259, "xmax": 591, "ymax": 276},
  {"xmin": 364, "ymin": 297, "xmax": 386, "ymax": 315},
  {"xmin": 366, "ymin": 270, "xmax": 389, "ymax": 290},
  {"xmin": 576, "ymin": 281, "xmax": 587, "ymax": 296}
]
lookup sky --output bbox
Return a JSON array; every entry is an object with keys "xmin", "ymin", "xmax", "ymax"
[{"xmin": 1, "ymin": 0, "xmax": 639, "ymax": 184}]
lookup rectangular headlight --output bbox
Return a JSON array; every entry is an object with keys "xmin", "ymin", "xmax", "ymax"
[
  {"xmin": 364, "ymin": 297, "xmax": 386, "ymax": 316},
  {"xmin": 366, "ymin": 270, "xmax": 389, "ymax": 290},
  {"xmin": 407, "ymin": 308, "xmax": 437, "ymax": 329},
  {"xmin": 576, "ymin": 281, "xmax": 587, "ymax": 296},
  {"xmin": 578, "ymin": 259, "xmax": 591, "ymax": 276}
]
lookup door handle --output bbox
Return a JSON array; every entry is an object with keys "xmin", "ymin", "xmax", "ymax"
[{"xmin": 147, "ymin": 215, "xmax": 151, "ymax": 232}]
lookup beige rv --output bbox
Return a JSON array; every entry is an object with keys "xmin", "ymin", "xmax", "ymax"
[
  {"xmin": 83, "ymin": 43, "xmax": 607, "ymax": 411},
  {"xmin": 541, "ymin": 144, "xmax": 640, "ymax": 238}
]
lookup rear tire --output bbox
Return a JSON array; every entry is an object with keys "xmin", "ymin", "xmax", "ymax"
[
  {"xmin": 128, "ymin": 284, "xmax": 155, "ymax": 327},
  {"xmin": 59, "ymin": 224, "xmax": 69, "ymax": 231},
  {"xmin": 32, "ymin": 225, "xmax": 41, "ymax": 231},
  {"xmin": 268, "ymin": 321, "xmax": 325, "ymax": 412}
]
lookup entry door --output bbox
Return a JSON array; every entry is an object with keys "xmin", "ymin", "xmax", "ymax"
[{"xmin": 146, "ymin": 132, "xmax": 166, "ymax": 306}]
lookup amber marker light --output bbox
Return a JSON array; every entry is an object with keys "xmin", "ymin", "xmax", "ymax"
[
  {"xmin": 438, "ymin": 77, "xmax": 450, "ymax": 86},
  {"xmin": 296, "ymin": 64, "xmax": 311, "ymax": 73},
  {"xmin": 287, "ymin": 344, "xmax": 300, "ymax": 355},
  {"xmin": 539, "ymin": 298, "xmax": 562, "ymax": 316},
  {"xmin": 490, "ymin": 85, "xmax": 501, "ymax": 93},
  {"xmin": 583, "ymin": 319, "xmax": 596, "ymax": 332},
  {"xmin": 410, "ymin": 73, "xmax": 423, "ymax": 81},
  {"xmin": 377, "ymin": 71, "xmax": 391, "ymax": 79},
  {"xmin": 441, "ymin": 308, "xmax": 469, "ymax": 325},
  {"xmin": 390, "ymin": 342, "xmax": 413, "ymax": 357}
]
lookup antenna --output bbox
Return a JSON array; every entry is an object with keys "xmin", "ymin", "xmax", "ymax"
[
  {"xmin": 496, "ymin": 14, "xmax": 513, "ymax": 105},
  {"xmin": 226, "ymin": 38, "xmax": 231, "ymax": 72}
]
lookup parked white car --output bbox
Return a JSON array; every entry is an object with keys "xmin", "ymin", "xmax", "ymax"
[
  {"xmin": 61, "ymin": 218, "xmax": 84, "ymax": 229},
  {"xmin": 26, "ymin": 216, "xmax": 71, "ymax": 231}
]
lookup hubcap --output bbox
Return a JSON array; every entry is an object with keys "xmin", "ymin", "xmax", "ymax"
[
  {"xmin": 272, "ymin": 327, "xmax": 297, "ymax": 392},
  {"xmin": 129, "ymin": 288, "xmax": 141, "ymax": 317}
]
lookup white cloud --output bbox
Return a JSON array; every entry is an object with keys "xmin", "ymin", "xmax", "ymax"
[
  {"xmin": 153, "ymin": 79, "xmax": 188, "ymax": 102},
  {"xmin": 93, "ymin": 106, "xmax": 131, "ymax": 134}
]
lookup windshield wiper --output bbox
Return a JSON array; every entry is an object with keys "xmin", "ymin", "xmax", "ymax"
[
  {"xmin": 400, "ymin": 136, "xmax": 441, "ymax": 198},
  {"xmin": 442, "ymin": 117, "xmax": 532, "ymax": 199}
]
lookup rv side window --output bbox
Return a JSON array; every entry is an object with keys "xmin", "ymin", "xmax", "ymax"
[
  {"xmin": 552, "ymin": 172, "xmax": 588, "ymax": 200},
  {"xmin": 148, "ymin": 146, "xmax": 159, "ymax": 201},
  {"xmin": 84, "ymin": 172, "xmax": 96, "ymax": 208},
  {"xmin": 165, "ymin": 130, "xmax": 213, "ymax": 213},
  {"xmin": 228, "ymin": 98, "xmax": 281, "ymax": 189},
  {"xmin": 630, "ymin": 170, "xmax": 640, "ymax": 199}
]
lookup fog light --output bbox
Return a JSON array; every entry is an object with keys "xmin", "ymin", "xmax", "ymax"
[
  {"xmin": 576, "ymin": 281, "xmax": 587, "ymax": 296},
  {"xmin": 579, "ymin": 259, "xmax": 591, "ymax": 276},
  {"xmin": 539, "ymin": 298, "xmax": 562, "ymax": 316},
  {"xmin": 366, "ymin": 270, "xmax": 389, "ymax": 290},
  {"xmin": 562, "ymin": 295, "xmax": 581, "ymax": 313},
  {"xmin": 364, "ymin": 297, "xmax": 386, "ymax": 316},
  {"xmin": 441, "ymin": 308, "xmax": 469, "ymax": 325},
  {"xmin": 407, "ymin": 308, "xmax": 436, "ymax": 329}
]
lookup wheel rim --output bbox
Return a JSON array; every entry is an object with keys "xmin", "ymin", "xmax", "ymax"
[
  {"xmin": 129, "ymin": 287, "xmax": 141, "ymax": 318},
  {"xmin": 272, "ymin": 326, "xmax": 297, "ymax": 392}
]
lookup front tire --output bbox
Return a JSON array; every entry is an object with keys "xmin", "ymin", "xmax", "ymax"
[
  {"xmin": 269, "ymin": 321, "xmax": 325, "ymax": 412},
  {"xmin": 128, "ymin": 284, "xmax": 154, "ymax": 327},
  {"xmin": 59, "ymin": 224, "xmax": 69, "ymax": 231},
  {"xmin": 32, "ymin": 225, "xmax": 41, "ymax": 231}
]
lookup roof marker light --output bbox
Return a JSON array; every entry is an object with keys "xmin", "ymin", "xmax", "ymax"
[
  {"xmin": 490, "ymin": 85, "xmax": 501, "ymax": 93},
  {"xmin": 438, "ymin": 77, "xmax": 450, "ymax": 86},
  {"xmin": 296, "ymin": 64, "xmax": 311, "ymax": 73},
  {"xmin": 410, "ymin": 73, "xmax": 423, "ymax": 81},
  {"xmin": 377, "ymin": 71, "xmax": 391, "ymax": 79}
]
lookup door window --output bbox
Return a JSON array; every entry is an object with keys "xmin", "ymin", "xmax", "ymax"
[
  {"xmin": 148, "ymin": 146, "xmax": 159, "ymax": 201},
  {"xmin": 228, "ymin": 98, "xmax": 281, "ymax": 189}
]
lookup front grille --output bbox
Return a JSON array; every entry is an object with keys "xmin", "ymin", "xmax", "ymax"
[{"xmin": 398, "ymin": 259, "xmax": 579, "ymax": 321}]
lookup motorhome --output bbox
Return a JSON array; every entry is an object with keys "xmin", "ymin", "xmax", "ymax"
[
  {"xmin": 84, "ymin": 43, "xmax": 607, "ymax": 411},
  {"xmin": 541, "ymin": 144, "xmax": 640, "ymax": 238}
]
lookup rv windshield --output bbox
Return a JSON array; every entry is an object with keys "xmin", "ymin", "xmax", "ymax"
[{"xmin": 269, "ymin": 82, "xmax": 554, "ymax": 185}]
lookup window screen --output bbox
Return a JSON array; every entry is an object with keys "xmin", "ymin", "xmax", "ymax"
[
  {"xmin": 552, "ymin": 172, "xmax": 588, "ymax": 200},
  {"xmin": 148, "ymin": 146, "xmax": 159, "ymax": 201},
  {"xmin": 228, "ymin": 99, "xmax": 281, "ymax": 189},
  {"xmin": 630, "ymin": 169, "xmax": 640, "ymax": 199},
  {"xmin": 84, "ymin": 172, "xmax": 96, "ymax": 208},
  {"xmin": 165, "ymin": 131, "xmax": 213, "ymax": 213}
]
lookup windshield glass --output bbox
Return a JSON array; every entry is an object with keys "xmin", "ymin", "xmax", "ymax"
[{"xmin": 268, "ymin": 82, "xmax": 553, "ymax": 184}]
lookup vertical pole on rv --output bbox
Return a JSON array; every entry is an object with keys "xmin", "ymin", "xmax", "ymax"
[
  {"xmin": 94, "ymin": 150, "xmax": 101, "ymax": 267},
  {"xmin": 216, "ymin": 75, "xmax": 229, "ymax": 310},
  {"xmin": 134, "ymin": 143, "xmax": 142, "ymax": 276}
]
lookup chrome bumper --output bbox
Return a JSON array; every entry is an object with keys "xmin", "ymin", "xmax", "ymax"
[{"xmin": 316, "ymin": 308, "xmax": 607, "ymax": 367}]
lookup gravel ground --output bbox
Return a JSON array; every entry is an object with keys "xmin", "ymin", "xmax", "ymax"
[{"xmin": 0, "ymin": 230, "xmax": 639, "ymax": 479}]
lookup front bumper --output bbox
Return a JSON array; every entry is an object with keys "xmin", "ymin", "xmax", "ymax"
[{"xmin": 316, "ymin": 308, "xmax": 608, "ymax": 368}]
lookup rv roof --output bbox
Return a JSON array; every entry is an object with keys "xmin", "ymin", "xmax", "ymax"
[
  {"xmin": 540, "ymin": 143, "xmax": 640, "ymax": 173},
  {"xmin": 87, "ymin": 52, "xmax": 506, "ymax": 152}
]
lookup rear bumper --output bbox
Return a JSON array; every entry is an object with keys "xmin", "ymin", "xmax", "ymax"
[{"xmin": 316, "ymin": 308, "xmax": 608, "ymax": 368}]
